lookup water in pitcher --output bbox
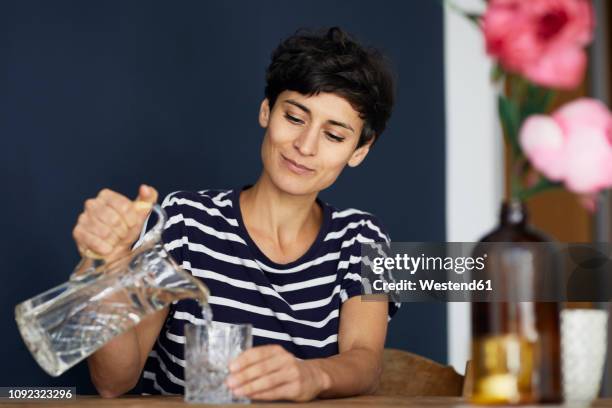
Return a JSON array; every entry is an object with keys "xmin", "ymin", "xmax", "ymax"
[{"xmin": 15, "ymin": 243, "xmax": 211, "ymax": 377}]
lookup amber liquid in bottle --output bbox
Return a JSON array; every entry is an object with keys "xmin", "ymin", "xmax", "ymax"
[{"xmin": 470, "ymin": 201, "xmax": 561, "ymax": 404}]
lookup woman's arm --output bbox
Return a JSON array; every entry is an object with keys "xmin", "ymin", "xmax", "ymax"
[
  {"xmin": 310, "ymin": 295, "xmax": 388, "ymax": 398},
  {"xmin": 87, "ymin": 306, "xmax": 169, "ymax": 398},
  {"xmin": 226, "ymin": 295, "xmax": 389, "ymax": 401}
]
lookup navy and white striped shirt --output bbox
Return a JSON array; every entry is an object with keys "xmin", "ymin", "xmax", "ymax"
[{"xmin": 140, "ymin": 187, "xmax": 399, "ymax": 395}]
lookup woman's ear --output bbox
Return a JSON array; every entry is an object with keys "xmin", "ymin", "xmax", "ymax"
[
  {"xmin": 347, "ymin": 138, "xmax": 375, "ymax": 168},
  {"xmin": 259, "ymin": 99, "xmax": 271, "ymax": 128}
]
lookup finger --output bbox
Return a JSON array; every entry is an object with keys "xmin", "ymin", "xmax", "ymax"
[
  {"xmin": 73, "ymin": 224, "xmax": 113, "ymax": 255},
  {"xmin": 83, "ymin": 248, "xmax": 104, "ymax": 260},
  {"xmin": 86, "ymin": 199, "xmax": 129, "ymax": 238},
  {"xmin": 76, "ymin": 244, "xmax": 104, "ymax": 260},
  {"xmin": 135, "ymin": 184, "xmax": 159, "ymax": 205},
  {"xmin": 98, "ymin": 189, "xmax": 134, "ymax": 219},
  {"xmin": 120, "ymin": 185, "xmax": 158, "ymax": 229},
  {"xmin": 95, "ymin": 190, "xmax": 135, "ymax": 233},
  {"xmin": 230, "ymin": 345, "xmax": 283, "ymax": 373},
  {"xmin": 79, "ymin": 212, "xmax": 121, "ymax": 246},
  {"xmin": 248, "ymin": 382, "xmax": 300, "ymax": 401},
  {"xmin": 227, "ymin": 353, "xmax": 290, "ymax": 388},
  {"xmin": 232, "ymin": 368, "xmax": 294, "ymax": 398}
]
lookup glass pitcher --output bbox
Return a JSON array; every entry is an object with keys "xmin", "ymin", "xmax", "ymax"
[{"xmin": 14, "ymin": 204, "xmax": 210, "ymax": 377}]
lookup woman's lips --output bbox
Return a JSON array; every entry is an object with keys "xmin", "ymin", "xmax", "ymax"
[{"xmin": 281, "ymin": 154, "xmax": 314, "ymax": 175}]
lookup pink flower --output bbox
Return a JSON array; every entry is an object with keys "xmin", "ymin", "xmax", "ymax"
[
  {"xmin": 519, "ymin": 98, "xmax": 612, "ymax": 194},
  {"xmin": 483, "ymin": 0, "xmax": 594, "ymax": 89}
]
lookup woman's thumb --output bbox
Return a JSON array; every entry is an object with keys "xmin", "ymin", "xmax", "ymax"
[{"xmin": 135, "ymin": 184, "xmax": 159, "ymax": 208}]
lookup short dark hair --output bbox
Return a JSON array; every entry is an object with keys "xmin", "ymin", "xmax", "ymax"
[{"xmin": 265, "ymin": 27, "xmax": 395, "ymax": 147}]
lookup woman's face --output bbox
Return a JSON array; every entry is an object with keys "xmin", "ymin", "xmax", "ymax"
[{"xmin": 259, "ymin": 90, "xmax": 372, "ymax": 196}]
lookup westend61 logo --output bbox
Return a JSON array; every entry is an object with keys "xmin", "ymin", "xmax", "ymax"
[{"xmin": 371, "ymin": 253, "xmax": 487, "ymax": 275}]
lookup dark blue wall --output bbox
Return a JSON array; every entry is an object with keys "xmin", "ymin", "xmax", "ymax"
[{"xmin": 0, "ymin": 0, "xmax": 446, "ymax": 393}]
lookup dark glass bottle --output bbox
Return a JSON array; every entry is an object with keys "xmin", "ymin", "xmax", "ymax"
[{"xmin": 470, "ymin": 200, "xmax": 562, "ymax": 404}]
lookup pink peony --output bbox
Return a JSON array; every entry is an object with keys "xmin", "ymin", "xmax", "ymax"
[
  {"xmin": 519, "ymin": 98, "xmax": 612, "ymax": 194},
  {"xmin": 483, "ymin": 0, "xmax": 594, "ymax": 89}
]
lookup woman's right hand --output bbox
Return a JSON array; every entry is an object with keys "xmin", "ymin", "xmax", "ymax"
[{"xmin": 72, "ymin": 184, "xmax": 159, "ymax": 261}]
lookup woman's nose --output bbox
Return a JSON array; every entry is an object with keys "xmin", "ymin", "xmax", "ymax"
[{"xmin": 293, "ymin": 127, "xmax": 318, "ymax": 156}]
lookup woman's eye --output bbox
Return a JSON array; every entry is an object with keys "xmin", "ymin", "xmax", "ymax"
[
  {"xmin": 284, "ymin": 113, "xmax": 303, "ymax": 124},
  {"xmin": 326, "ymin": 132, "xmax": 345, "ymax": 142}
]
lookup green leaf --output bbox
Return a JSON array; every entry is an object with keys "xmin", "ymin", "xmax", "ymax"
[
  {"xmin": 541, "ymin": 89, "xmax": 556, "ymax": 112},
  {"xmin": 521, "ymin": 83, "xmax": 556, "ymax": 120},
  {"xmin": 440, "ymin": 0, "xmax": 483, "ymax": 27},
  {"xmin": 498, "ymin": 94, "xmax": 521, "ymax": 155},
  {"xmin": 465, "ymin": 13, "xmax": 482, "ymax": 25},
  {"xmin": 518, "ymin": 178, "xmax": 563, "ymax": 201}
]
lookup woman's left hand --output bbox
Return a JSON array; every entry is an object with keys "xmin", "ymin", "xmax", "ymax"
[{"xmin": 226, "ymin": 344, "xmax": 329, "ymax": 401}]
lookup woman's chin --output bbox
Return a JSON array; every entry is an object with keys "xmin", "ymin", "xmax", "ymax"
[{"xmin": 269, "ymin": 174, "xmax": 318, "ymax": 197}]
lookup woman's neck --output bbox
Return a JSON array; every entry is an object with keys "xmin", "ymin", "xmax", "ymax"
[{"xmin": 239, "ymin": 173, "xmax": 322, "ymax": 248}]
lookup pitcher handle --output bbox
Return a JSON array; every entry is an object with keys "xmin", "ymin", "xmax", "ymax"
[
  {"xmin": 70, "ymin": 203, "xmax": 166, "ymax": 282},
  {"xmin": 139, "ymin": 203, "xmax": 167, "ymax": 246}
]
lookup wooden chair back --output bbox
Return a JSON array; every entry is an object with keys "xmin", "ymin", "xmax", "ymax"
[{"xmin": 374, "ymin": 348, "xmax": 464, "ymax": 397}]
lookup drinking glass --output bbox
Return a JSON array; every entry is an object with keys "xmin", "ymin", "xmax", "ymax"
[
  {"xmin": 561, "ymin": 309, "xmax": 608, "ymax": 403},
  {"xmin": 184, "ymin": 322, "xmax": 252, "ymax": 404}
]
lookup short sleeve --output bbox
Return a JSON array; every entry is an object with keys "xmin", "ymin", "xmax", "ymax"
[{"xmin": 339, "ymin": 215, "xmax": 400, "ymax": 321}]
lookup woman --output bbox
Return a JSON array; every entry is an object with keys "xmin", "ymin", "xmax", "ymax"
[{"xmin": 73, "ymin": 27, "xmax": 398, "ymax": 401}]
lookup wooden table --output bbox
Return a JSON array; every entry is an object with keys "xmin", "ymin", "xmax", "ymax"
[{"xmin": 2, "ymin": 396, "xmax": 612, "ymax": 408}]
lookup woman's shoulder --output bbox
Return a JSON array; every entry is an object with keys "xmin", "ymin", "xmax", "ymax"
[
  {"xmin": 159, "ymin": 188, "xmax": 237, "ymax": 223},
  {"xmin": 325, "ymin": 202, "xmax": 391, "ymax": 244},
  {"xmin": 160, "ymin": 188, "xmax": 233, "ymax": 207},
  {"xmin": 161, "ymin": 188, "xmax": 233, "ymax": 204}
]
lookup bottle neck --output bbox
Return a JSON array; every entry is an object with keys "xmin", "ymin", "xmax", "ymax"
[{"xmin": 500, "ymin": 199, "xmax": 528, "ymax": 227}]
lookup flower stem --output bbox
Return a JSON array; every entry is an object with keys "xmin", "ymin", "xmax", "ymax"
[
  {"xmin": 510, "ymin": 158, "xmax": 525, "ymax": 200},
  {"xmin": 517, "ymin": 178, "xmax": 562, "ymax": 201}
]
